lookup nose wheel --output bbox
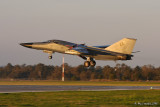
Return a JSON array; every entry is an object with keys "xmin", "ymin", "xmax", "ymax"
[
  {"xmin": 48, "ymin": 55, "xmax": 52, "ymax": 59},
  {"xmin": 43, "ymin": 50, "xmax": 53, "ymax": 59}
]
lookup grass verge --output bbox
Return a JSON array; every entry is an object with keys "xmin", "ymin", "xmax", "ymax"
[{"xmin": 0, "ymin": 90, "xmax": 159, "ymax": 107}]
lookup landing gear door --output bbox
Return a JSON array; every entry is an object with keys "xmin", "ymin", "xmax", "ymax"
[
  {"xmin": 43, "ymin": 50, "xmax": 54, "ymax": 59},
  {"xmin": 43, "ymin": 50, "xmax": 53, "ymax": 54}
]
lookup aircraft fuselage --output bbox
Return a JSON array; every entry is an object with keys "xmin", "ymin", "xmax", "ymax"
[{"xmin": 20, "ymin": 38, "xmax": 136, "ymax": 67}]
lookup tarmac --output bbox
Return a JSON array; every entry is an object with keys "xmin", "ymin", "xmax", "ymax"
[{"xmin": 0, "ymin": 85, "xmax": 160, "ymax": 93}]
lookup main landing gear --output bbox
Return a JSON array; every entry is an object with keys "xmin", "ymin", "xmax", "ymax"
[
  {"xmin": 48, "ymin": 53, "xmax": 53, "ymax": 59},
  {"xmin": 84, "ymin": 57, "xmax": 96, "ymax": 67}
]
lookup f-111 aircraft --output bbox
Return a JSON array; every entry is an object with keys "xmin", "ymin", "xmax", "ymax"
[{"xmin": 20, "ymin": 38, "xmax": 137, "ymax": 67}]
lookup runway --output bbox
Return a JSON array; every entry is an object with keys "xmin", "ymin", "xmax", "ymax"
[{"xmin": 0, "ymin": 85, "xmax": 160, "ymax": 93}]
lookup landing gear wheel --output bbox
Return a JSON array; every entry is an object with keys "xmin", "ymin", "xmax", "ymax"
[
  {"xmin": 84, "ymin": 61, "xmax": 90, "ymax": 67},
  {"xmin": 48, "ymin": 56, "xmax": 52, "ymax": 59},
  {"xmin": 90, "ymin": 60, "xmax": 96, "ymax": 67}
]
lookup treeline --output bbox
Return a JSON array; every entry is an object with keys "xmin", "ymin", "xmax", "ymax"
[{"xmin": 0, "ymin": 63, "xmax": 160, "ymax": 81}]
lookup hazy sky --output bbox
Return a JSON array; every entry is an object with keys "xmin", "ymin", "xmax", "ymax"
[{"xmin": 0, "ymin": 0, "xmax": 160, "ymax": 67}]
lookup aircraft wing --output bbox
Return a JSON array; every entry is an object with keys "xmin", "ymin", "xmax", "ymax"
[{"xmin": 80, "ymin": 46, "xmax": 130, "ymax": 56}]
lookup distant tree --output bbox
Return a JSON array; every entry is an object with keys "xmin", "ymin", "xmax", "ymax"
[
  {"xmin": 102, "ymin": 65, "xmax": 114, "ymax": 80},
  {"xmin": 2, "ymin": 63, "xmax": 13, "ymax": 78},
  {"xmin": 80, "ymin": 71, "xmax": 88, "ymax": 80},
  {"xmin": 0, "ymin": 63, "xmax": 159, "ymax": 81},
  {"xmin": 154, "ymin": 67, "xmax": 160, "ymax": 80},
  {"xmin": 142, "ymin": 65, "xmax": 155, "ymax": 80},
  {"xmin": 131, "ymin": 66, "xmax": 142, "ymax": 81},
  {"xmin": 121, "ymin": 64, "xmax": 132, "ymax": 81},
  {"xmin": 71, "ymin": 65, "xmax": 87, "ymax": 80},
  {"xmin": 49, "ymin": 66, "xmax": 61, "ymax": 80},
  {"xmin": 95, "ymin": 66, "xmax": 103, "ymax": 79},
  {"xmin": 8, "ymin": 65, "xmax": 21, "ymax": 79}
]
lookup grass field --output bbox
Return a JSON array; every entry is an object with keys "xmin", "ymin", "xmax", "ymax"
[
  {"xmin": 0, "ymin": 80, "xmax": 160, "ymax": 86},
  {"xmin": 0, "ymin": 90, "xmax": 159, "ymax": 107},
  {"xmin": 0, "ymin": 81, "xmax": 160, "ymax": 106}
]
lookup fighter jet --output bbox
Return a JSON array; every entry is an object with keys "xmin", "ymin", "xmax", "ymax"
[{"xmin": 20, "ymin": 38, "xmax": 137, "ymax": 67}]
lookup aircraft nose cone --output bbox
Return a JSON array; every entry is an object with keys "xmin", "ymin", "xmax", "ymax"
[{"xmin": 20, "ymin": 43, "xmax": 33, "ymax": 48}]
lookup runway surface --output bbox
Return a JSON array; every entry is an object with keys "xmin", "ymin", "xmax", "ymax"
[{"xmin": 0, "ymin": 85, "xmax": 160, "ymax": 93}]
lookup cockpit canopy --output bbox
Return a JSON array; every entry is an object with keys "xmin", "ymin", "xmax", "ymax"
[{"xmin": 47, "ymin": 40, "xmax": 77, "ymax": 46}]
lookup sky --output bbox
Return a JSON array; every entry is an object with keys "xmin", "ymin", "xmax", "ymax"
[{"xmin": 0, "ymin": 0, "xmax": 160, "ymax": 67}]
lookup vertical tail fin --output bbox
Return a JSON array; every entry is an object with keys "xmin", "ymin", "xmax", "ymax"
[{"xmin": 105, "ymin": 38, "xmax": 137, "ymax": 55}]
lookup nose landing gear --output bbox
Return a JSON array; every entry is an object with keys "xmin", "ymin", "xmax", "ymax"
[
  {"xmin": 43, "ymin": 50, "xmax": 54, "ymax": 60},
  {"xmin": 48, "ymin": 55, "xmax": 52, "ymax": 59}
]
